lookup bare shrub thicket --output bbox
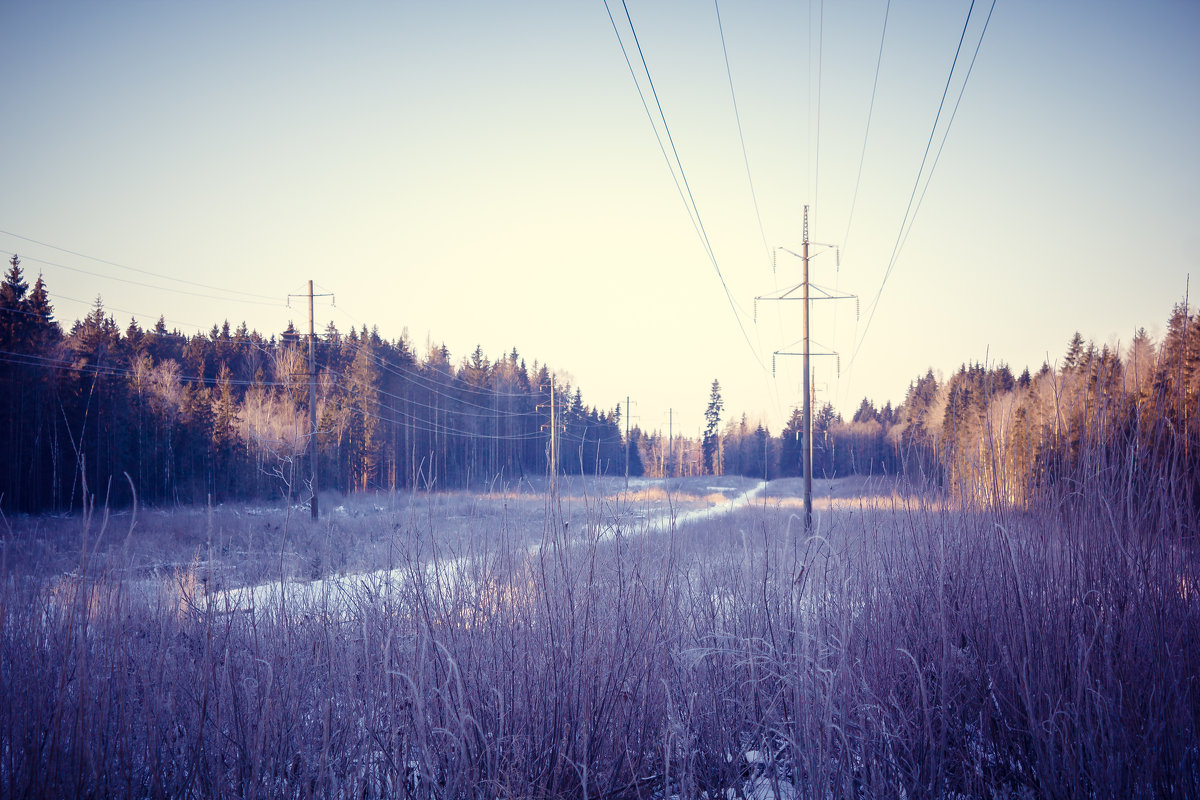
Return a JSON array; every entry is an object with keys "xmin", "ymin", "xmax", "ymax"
[{"xmin": 2, "ymin": 462, "xmax": 1197, "ymax": 798}]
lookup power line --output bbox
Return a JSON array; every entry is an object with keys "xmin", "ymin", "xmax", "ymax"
[
  {"xmin": 0, "ymin": 345, "xmax": 565, "ymax": 444},
  {"xmin": 841, "ymin": 0, "xmax": 892, "ymax": 256},
  {"xmin": 604, "ymin": 0, "xmax": 766, "ymax": 371},
  {"xmin": 0, "ymin": 347, "xmax": 295, "ymax": 389},
  {"xmin": 0, "ymin": 229, "xmax": 279, "ymax": 301},
  {"xmin": 714, "ymin": 0, "xmax": 770, "ymax": 269},
  {"xmin": 30, "ymin": 276, "xmax": 554, "ymax": 411},
  {"xmin": 49, "ymin": 291, "xmax": 213, "ymax": 334},
  {"xmin": 618, "ymin": 0, "xmax": 717, "ymax": 266},
  {"xmin": 850, "ymin": 0, "xmax": 991, "ymax": 367},
  {"xmin": 600, "ymin": 0, "xmax": 705, "ymax": 252},
  {"xmin": 833, "ymin": 0, "xmax": 891, "ymax": 411},
  {"xmin": 336, "ymin": 336, "xmax": 551, "ymax": 405},
  {"xmin": 712, "ymin": 0, "xmax": 787, "ymax": 425},
  {"xmin": 812, "ymin": 0, "xmax": 825, "ymax": 221},
  {"xmin": 18, "ymin": 253, "xmax": 285, "ymax": 307},
  {"xmin": 896, "ymin": 0, "xmax": 997, "ymax": 261}
]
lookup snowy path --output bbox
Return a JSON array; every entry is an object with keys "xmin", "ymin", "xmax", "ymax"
[
  {"xmin": 651, "ymin": 480, "xmax": 767, "ymax": 528},
  {"xmin": 208, "ymin": 481, "xmax": 771, "ymax": 613}
]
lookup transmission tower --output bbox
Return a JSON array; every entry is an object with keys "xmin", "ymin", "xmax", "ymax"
[{"xmin": 755, "ymin": 205, "xmax": 856, "ymax": 529}]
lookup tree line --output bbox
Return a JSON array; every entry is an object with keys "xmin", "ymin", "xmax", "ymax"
[
  {"xmin": 695, "ymin": 302, "xmax": 1198, "ymax": 532},
  {"xmin": 2, "ymin": 254, "xmax": 1197, "ymax": 523},
  {"xmin": 716, "ymin": 302, "xmax": 1197, "ymax": 530},
  {"xmin": 0, "ymin": 257, "xmax": 648, "ymax": 512}
]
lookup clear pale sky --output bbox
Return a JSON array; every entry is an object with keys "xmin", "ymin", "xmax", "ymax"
[{"xmin": 3, "ymin": 1, "xmax": 1197, "ymax": 437}]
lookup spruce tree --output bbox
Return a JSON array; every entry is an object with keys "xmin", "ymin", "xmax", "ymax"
[
  {"xmin": 702, "ymin": 379, "xmax": 723, "ymax": 475},
  {"xmin": 852, "ymin": 398, "xmax": 880, "ymax": 424},
  {"xmin": 0, "ymin": 255, "xmax": 29, "ymax": 346},
  {"xmin": 780, "ymin": 407, "xmax": 804, "ymax": 477},
  {"xmin": 1063, "ymin": 331, "xmax": 1085, "ymax": 373}
]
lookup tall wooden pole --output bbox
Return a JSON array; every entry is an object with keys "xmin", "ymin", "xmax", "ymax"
[
  {"xmin": 308, "ymin": 279, "xmax": 318, "ymax": 520},
  {"xmin": 624, "ymin": 396, "xmax": 631, "ymax": 491},
  {"xmin": 802, "ymin": 206, "xmax": 812, "ymax": 530},
  {"xmin": 550, "ymin": 373, "xmax": 557, "ymax": 493}
]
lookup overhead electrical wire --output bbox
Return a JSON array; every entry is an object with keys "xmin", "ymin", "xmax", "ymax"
[
  {"xmin": 833, "ymin": 0, "xmax": 891, "ymax": 410},
  {"xmin": 812, "ymin": 0, "xmax": 824, "ymax": 221},
  {"xmin": 713, "ymin": 0, "xmax": 787, "ymax": 425},
  {"xmin": 714, "ymin": 0, "xmax": 770, "ymax": 268},
  {"xmin": 0, "ymin": 343, "xmax": 621, "ymax": 446},
  {"xmin": 5, "ymin": 288, "xmax": 698, "ymax": 445},
  {"xmin": 19, "ymin": 253, "xmax": 285, "ymax": 307},
  {"xmin": 896, "ymin": 0, "xmax": 997, "ymax": 260},
  {"xmin": 849, "ymin": 0, "xmax": 993, "ymax": 367},
  {"xmin": 841, "ymin": 0, "xmax": 892, "ymax": 256},
  {"xmin": 0, "ymin": 229, "xmax": 279, "ymax": 301},
  {"xmin": 617, "ymin": 0, "xmax": 718, "ymax": 266},
  {"xmin": 335, "ymin": 335, "xmax": 553, "ymax": 405},
  {"xmin": 603, "ymin": 0, "xmax": 766, "ymax": 371},
  {"xmin": 0, "ymin": 347, "xmax": 294, "ymax": 389},
  {"xmin": 601, "ymin": 0, "xmax": 706, "ymax": 254},
  {"xmin": 7, "ymin": 275, "xmax": 600, "ymax": 420},
  {"xmin": 48, "ymin": 291, "xmax": 214, "ymax": 334}
]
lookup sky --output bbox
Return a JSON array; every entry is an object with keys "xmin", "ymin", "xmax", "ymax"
[{"xmin": 2, "ymin": 0, "xmax": 1197, "ymax": 438}]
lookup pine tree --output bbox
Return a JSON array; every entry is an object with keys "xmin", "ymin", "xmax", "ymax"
[
  {"xmin": 0, "ymin": 256, "xmax": 31, "ymax": 509},
  {"xmin": 753, "ymin": 424, "xmax": 769, "ymax": 480},
  {"xmin": 702, "ymin": 379, "xmax": 723, "ymax": 475},
  {"xmin": 780, "ymin": 407, "xmax": 804, "ymax": 477},
  {"xmin": 813, "ymin": 403, "xmax": 839, "ymax": 477},
  {"xmin": 1063, "ymin": 331, "xmax": 1085, "ymax": 373},
  {"xmin": 852, "ymin": 398, "xmax": 880, "ymax": 424},
  {"xmin": 0, "ymin": 255, "xmax": 29, "ymax": 350}
]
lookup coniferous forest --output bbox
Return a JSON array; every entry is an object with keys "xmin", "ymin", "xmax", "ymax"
[{"xmin": 1, "ymin": 253, "xmax": 1198, "ymax": 530}]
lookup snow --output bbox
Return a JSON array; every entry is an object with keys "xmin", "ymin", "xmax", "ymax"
[{"xmin": 207, "ymin": 481, "xmax": 770, "ymax": 616}]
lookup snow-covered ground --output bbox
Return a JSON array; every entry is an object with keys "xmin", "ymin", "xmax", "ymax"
[
  {"xmin": 655, "ymin": 480, "xmax": 767, "ymax": 528},
  {"xmin": 206, "ymin": 481, "xmax": 770, "ymax": 616}
]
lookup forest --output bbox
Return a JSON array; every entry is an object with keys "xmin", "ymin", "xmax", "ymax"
[{"xmin": 1, "ymin": 253, "xmax": 1198, "ymax": 528}]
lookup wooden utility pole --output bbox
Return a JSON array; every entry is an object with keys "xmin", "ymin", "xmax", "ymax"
[
  {"xmin": 754, "ymin": 205, "xmax": 856, "ymax": 530},
  {"xmin": 540, "ymin": 373, "xmax": 558, "ymax": 493},
  {"xmin": 624, "ymin": 396, "xmax": 631, "ymax": 491},
  {"xmin": 307, "ymin": 280, "xmax": 319, "ymax": 520},
  {"xmin": 289, "ymin": 280, "xmax": 333, "ymax": 520},
  {"xmin": 801, "ymin": 211, "xmax": 811, "ymax": 528},
  {"xmin": 550, "ymin": 375, "xmax": 556, "ymax": 490}
]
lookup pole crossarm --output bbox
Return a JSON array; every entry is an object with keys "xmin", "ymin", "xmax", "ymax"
[
  {"xmin": 773, "ymin": 350, "xmax": 838, "ymax": 358},
  {"xmin": 772, "ymin": 349, "xmax": 842, "ymax": 378},
  {"xmin": 287, "ymin": 291, "xmax": 334, "ymax": 309},
  {"xmin": 756, "ymin": 287, "xmax": 856, "ymax": 302},
  {"xmin": 754, "ymin": 285, "xmax": 857, "ymax": 321},
  {"xmin": 776, "ymin": 243, "xmax": 837, "ymax": 260}
]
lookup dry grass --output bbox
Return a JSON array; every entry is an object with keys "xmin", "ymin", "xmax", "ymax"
[{"xmin": 1, "ymin": 471, "xmax": 1196, "ymax": 799}]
